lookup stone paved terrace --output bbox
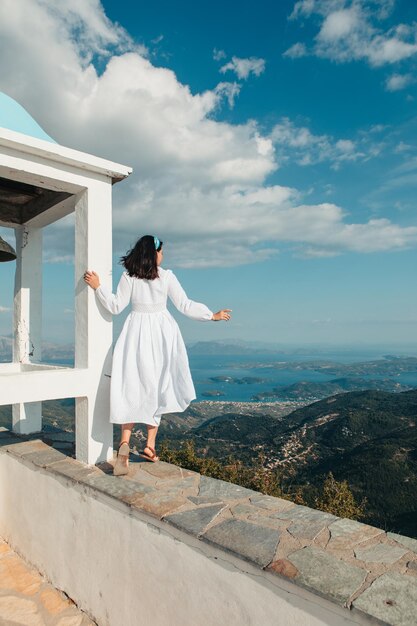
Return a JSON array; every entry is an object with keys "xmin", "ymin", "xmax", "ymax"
[
  {"xmin": 0, "ymin": 537, "xmax": 95, "ymax": 625},
  {"xmin": 1, "ymin": 430, "xmax": 417, "ymax": 626}
]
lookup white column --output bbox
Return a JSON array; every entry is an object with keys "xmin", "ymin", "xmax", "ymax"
[
  {"xmin": 74, "ymin": 185, "xmax": 113, "ymax": 464},
  {"xmin": 12, "ymin": 226, "xmax": 42, "ymax": 434}
]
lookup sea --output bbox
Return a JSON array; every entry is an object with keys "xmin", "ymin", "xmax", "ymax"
[
  {"xmin": 189, "ymin": 351, "xmax": 417, "ymax": 402},
  {"xmin": 37, "ymin": 350, "xmax": 417, "ymax": 403}
]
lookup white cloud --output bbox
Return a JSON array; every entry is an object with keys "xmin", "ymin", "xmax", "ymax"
[
  {"xmin": 290, "ymin": 1, "xmax": 397, "ymax": 23},
  {"xmin": 368, "ymin": 34, "xmax": 417, "ymax": 66},
  {"xmin": 289, "ymin": 0, "xmax": 318, "ymax": 20},
  {"xmin": 362, "ymin": 155, "xmax": 417, "ymax": 210},
  {"xmin": 285, "ymin": 0, "xmax": 417, "ymax": 67},
  {"xmin": 367, "ymin": 123, "xmax": 389, "ymax": 133},
  {"xmin": 271, "ymin": 118, "xmax": 329, "ymax": 151},
  {"xmin": 0, "ymin": 306, "xmax": 11, "ymax": 313},
  {"xmin": 394, "ymin": 141, "xmax": 413, "ymax": 153},
  {"xmin": 283, "ymin": 42, "xmax": 308, "ymax": 58},
  {"xmin": 213, "ymin": 48, "xmax": 226, "ymax": 61},
  {"xmin": 270, "ymin": 118, "xmax": 374, "ymax": 168},
  {"xmin": 385, "ymin": 73, "xmax": 413, "ymax": 91},
  {"xmin": 0, "ymin": 0, "xmax": 416, "ymax": 268},
  {"xmin": 335, "ymin": 139, "xmax": 355, "ymax": 153},
  {"xmin": 42, "ymin": 0, "xmax": 143, "ymax": 59},
  {"xmin": 214, "ymin": 81, "xmax": 241, "ymax": 108},
  {"xmin": 220, "ymin": 56, "xmax": 266, "ymax": 80},
  {"xmin": 318, "ymin": 7, "xmax": 361, "ymax": 42}
]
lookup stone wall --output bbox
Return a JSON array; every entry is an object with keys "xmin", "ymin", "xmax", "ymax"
[{"xmin": 0, "ymin": 433, "xmax": 416, "ymax": 626}]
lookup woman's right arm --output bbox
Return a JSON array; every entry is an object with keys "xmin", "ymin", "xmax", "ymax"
[{"xmin": 93, "ymin": 272, "xmax": 132, "ymax": 315}]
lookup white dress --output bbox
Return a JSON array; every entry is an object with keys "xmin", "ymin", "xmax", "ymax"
[{"xmin": 95, "ymin": 267, "xmax": 213, "ymax": 426}]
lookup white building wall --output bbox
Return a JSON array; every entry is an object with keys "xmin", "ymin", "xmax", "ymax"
[
  {"xmin": 0, "ymin": 453, "xmax": 367, "ymax": 626},
  {"xmin": 0, "ymin": 127, "xmax": 131, "ymax": 464}
]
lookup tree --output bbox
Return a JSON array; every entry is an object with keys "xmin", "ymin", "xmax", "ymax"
[
  {"xmin": 159, "ymin": 440, "xmax": 286, "ymax": 497},
  {"xmin": 315, "ymin": 472, "xmax": 366, "ymax": 520}
]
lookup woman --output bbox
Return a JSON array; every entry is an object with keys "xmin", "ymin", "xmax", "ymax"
[{"xmin": 84, "ymin": 235, "xmax": 231, "ymax": 475}]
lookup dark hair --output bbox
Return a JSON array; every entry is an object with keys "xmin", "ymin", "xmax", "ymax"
[{"xmin": 121, "ymin": 235, "xmax": 163, "ymax": 280}]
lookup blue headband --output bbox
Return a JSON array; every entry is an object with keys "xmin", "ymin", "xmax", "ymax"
[{"xmin": 154, "ymin": 236, "xmax": 160, "ymax": 250}]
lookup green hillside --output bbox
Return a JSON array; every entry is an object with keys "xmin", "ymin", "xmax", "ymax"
[
  {"xmin": 285, "ymin": 390, "xmax": 417, "ymax": 534},
  {"xmin": 1, "ymin": 389, "xmax": 416, "ymax": 537}
]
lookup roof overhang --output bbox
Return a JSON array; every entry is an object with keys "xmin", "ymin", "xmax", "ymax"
[
  {"xmin": 0, "ymin": 127, "xmax": 132, "ymax": 227},
  {"xmin": 0, "ymin": 127, "xmax": 132, "ymax": 184}
]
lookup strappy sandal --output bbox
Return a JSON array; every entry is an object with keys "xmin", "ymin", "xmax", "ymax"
[
  {"xmin": 140, "ymin": 445, "xmax": 160, "ymax": 462},
  {"xmin": 113, "ymin": 442, "xmax": 130, "ymax": 476}
]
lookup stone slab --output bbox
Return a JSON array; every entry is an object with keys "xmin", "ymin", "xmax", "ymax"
[
  {"xmin": 198, "ymin": 475, "xmax": 257, "ymax": 502},
  {"xmin": 120, "ymin": 482, "xmax": 157, "ymax": 504},
  {"xmin": 3, "ymin": 439, "xmax": 48, "ymax": 457},
  {"xmin": 289, "ymin": 516, "xmax": 337, "ymax": 541},
  {"xmin": 0, "ymin": 538, "xmax": 95, "ymax": 625},
  {"xmin": 353, "ymin": 572, "xmax": 417, "ymax": 626},
  {"xmin": 246, "ymin": 513, "xmax": 289, "ymax": 530},
  {"xmin": 202, "ymin": 518, "xmax": 280, "ymax": 568},
  {"xmin": 0, "ymin": 541, "xmax": 12, "ymax": 557},
  {"xmin": 329, "ymin": 518, "xmax": 367, "ymax": 538},
  {"xmin": 328, "ymin": 519, "xmax": 384, "ymax": 550},
  {"xmin": 269, "ymin": 505, "xmax": 337, "ymax": 540},
  {"xmin": 83, "ymin": 472, "xmax": 148, "ymax": 501},
  {"xmin": 164, "ymin": 504, "xmax": 227, "ymax": 536},
  {"xmin": 249, "ymin": 494, "xmax": 295, "ymax": 512},
  {"xmin": 38, "ymin": 587, "xmax": 74, "ymax": 615},
  {"xmin": 124, "ymin": 466, "xmax": 158, "ymax": 486},
  {"xmin": 231, "ymin": 503, "xmax": 265, "ymax": 517},
  {"xmin": 135, "ymin": 492, "xmax": 190, "ymax": 518},
  {"xmin": 187, "ymin": 495, "xmax": 225, "ymax": 506},
  {"xmin": 0, "ymin": 595, "xmax": 46, "ymax": 626},
  {"xmin": 21, "ymin": 448, "xmax": 67, "ymax": 468},
  {"xmin": 140, "ymin": 461, "xmax": 195, "ymax": 480},
  {"xmin": 156, "ymin": 469, "xmax": 198, "ymax": 483},
  {"xmin": 288, "ymin": 547, "xmax": 367, "ymax": 606},
  {"xmin": 387, "ymin": 532, "xmax": 417, "ymax": 554},
  {"xmin": 156, "ymin": 475, "xmax": 199, "ymax": 493},
  {"xmin": 267, "ymin": 558, "xmax": 299, "ymax": 579},
  {"xmin": 0, "ymin": 552, "xmax": 41, "ymax": 595},
  {"xmin": 47, "ymin": 459, "xmax": 98, "ymax": 483},
  {"xmin": 355, "ymin": 543, "xmax": 408, "ymax": 565},
  {"xmin": 269, "ymin": 505, "xmax": 335, "ymax": 523}
]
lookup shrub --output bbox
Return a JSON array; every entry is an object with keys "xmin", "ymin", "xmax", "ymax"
[{"xmin": 314, "ymin": 472, "xmax": 367, "ymax": 520}]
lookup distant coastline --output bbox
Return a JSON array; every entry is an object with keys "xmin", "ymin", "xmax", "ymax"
[{"xmin": 1, "ymin": 337, "xmax": 417, "ymax": 404}]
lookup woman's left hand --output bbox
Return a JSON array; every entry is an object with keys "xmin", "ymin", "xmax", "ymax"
[
  {"xmin": 212, "ymin": 309, "xmax": 232, "ymax": 321},
  {"xmin": 84, "ymin": 270, "xmax": 100, "ymax": 290}
]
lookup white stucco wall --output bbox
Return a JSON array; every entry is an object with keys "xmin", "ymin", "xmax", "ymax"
[
  {"xmin": 0, "ymin": 452, "xmax": 370, "ymax": 626},
  {"xmin": 0, "ymin": 127, "xmax": 131, "ymax": 464}
]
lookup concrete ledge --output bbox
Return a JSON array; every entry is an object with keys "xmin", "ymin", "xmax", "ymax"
[{"xmin": 0, "ymin": 435, "xmax": 416, "ymax": 626}]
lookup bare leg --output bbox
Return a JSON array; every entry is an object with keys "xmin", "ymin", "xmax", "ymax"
[
  {"xmin": 144, "ymin": 425, "xmax": 159, "ymax": 460},
  {"xmin": 120, "ymin": 422, "xmax": 134, "ymax": 447},
  {"xmin": 116, "ymin": 422, "xmax": 134, "ymax": 470}
]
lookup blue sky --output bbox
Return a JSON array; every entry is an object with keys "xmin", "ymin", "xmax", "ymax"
[{"xmin": 0, "ymin": 0, "xmax": 417, "ymax": 348}]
